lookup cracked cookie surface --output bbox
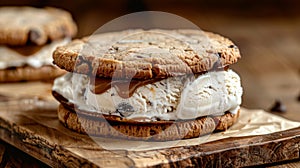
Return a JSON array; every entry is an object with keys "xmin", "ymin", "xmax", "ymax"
[{"xmin": 53, "ymin": 29, "xmax": 241, "ymax": 79}]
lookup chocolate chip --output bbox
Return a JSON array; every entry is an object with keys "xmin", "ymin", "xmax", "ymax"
[
  {"xmin": 151, "ymin": 117, "xmax": 161, "ymax": 121},
  {"xmin": 270, "ymin": 100, "xmax": 287, "ymax": 113},
  {"xmin": 150, "ymin": 129, "xmax": 157, "ymax": 136},
  {"xmin": 297, "ymin": 93, "xmax": 300, "ymax": 102},
  {"xmin": 108, "ymin": 46, "xmax": 119, "ymax": 54},
  {"xmin": 217, "ymin": 52, "xmax": 222, "ymax": 58},
  {"xmin": 116, "ymin": 102, "xmax": 135, "ymax": 117},
  {"xmin": 184, "ymin": 48, "xmax": 193, "ymax": 52},
  {"xmin": 228, "ymin": 45, "xmax": 236, "ymax": 48},
  {"xmin": 74, "ymin": 55, "xmax": 92, "ymax": 75},
  {"xmin": 29, "ymin": 29, "xmax": 41, "ymax": 43}
]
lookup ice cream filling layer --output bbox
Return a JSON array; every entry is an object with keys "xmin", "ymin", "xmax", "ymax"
[
  {"xmin": 0, "ymin": 38, "xmax": 69, "ymax": 69},
  {"xmin": 53, "ymin": 69, "xmax": 243, "ymax": 121}
]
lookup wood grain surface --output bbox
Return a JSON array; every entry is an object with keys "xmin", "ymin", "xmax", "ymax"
[{"xmin": 0, "ymin": 140, "xmax": 50, "ymax": 168}]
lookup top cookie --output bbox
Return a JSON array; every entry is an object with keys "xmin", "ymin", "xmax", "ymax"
[
  {"xmin": 53, "ymin": 29, "xmax": 241, "ymax": 79},
  {"xmin": 0, "ymin": 6, "xmax": 77, "ymax": 46}
]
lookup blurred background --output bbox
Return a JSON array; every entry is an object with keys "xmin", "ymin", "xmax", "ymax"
[{"xmin": 0, "ymin": 0, "xmax": 299, "ymax": 118}]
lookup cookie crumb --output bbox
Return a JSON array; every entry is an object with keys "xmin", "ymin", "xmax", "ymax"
[{"xmin": 270, "ymin": 100, "xmax": 287, "ymax": 113}]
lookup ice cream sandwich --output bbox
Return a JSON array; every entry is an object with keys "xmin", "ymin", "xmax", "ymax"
[
  {"xmin": 52, "ymin": 29, "xmax": 243, "ymax": 141},
  {"xmin": 0, "ymin": 6, "xmax": 77, "ymax": 82}
]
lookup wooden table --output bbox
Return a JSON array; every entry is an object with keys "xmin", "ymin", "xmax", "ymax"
[{"xmin": 0, "ymin": 3, "xmax": 299, "ymax": 167}]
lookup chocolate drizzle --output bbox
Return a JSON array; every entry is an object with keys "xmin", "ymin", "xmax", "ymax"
[
  {"xmin": 8, "ymin": 44, "xmax": 44, "ymax": 56},
  {"xmin": 90, "ymin": 77, "xmax": 163, "ymax": 98},
  {"xmin": 90, "ymin": 66, "xmax": 229, "ymax": 98}
]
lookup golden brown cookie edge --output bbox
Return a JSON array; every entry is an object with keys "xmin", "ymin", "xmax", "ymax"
[
  {"xmin": 57, "ymin": 103, "xmax": 240, "ymax": 141},
  {"xmin": 0, "ymin": 65, "xmax": 66, "ymax": 82}
]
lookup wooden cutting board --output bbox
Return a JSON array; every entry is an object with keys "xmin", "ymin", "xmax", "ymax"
[{"xmin": 0, "ymin": 82, "xmax": 300, "ymax": 167}]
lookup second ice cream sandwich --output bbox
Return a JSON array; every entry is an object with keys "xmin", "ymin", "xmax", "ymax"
[
  {"xmin": 52, "ymin": 29, "xmax": 243, "ymax": 141},
  {"xmin": 0, "ymin": 6, "xmax": 77, "ymax": 82}
]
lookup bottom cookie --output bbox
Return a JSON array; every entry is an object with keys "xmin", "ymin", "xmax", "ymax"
[
  {"xmin": 57, "ymin": 104, "xmax": 240, "ymax": 141},
  {"xmin": 0, "ymin": 65, "xmax": 65, "ymax": 82}
]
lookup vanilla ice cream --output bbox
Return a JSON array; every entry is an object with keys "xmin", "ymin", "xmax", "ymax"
[
  {"xmin": 0, "ymin": 38, "xmax": 69, "ymax": 69},
  {"xmin": 53, "ymin": 69, "xmax": 243, "ymax": 121}
]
